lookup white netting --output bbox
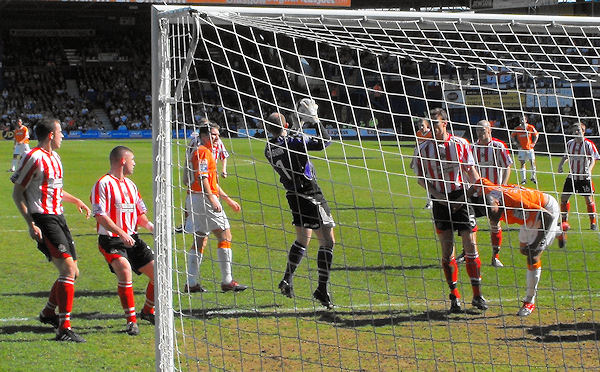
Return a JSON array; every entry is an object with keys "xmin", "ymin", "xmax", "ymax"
[{"xmin": 153, "ymin": 7, "xmax": 600, "ymax": 371}]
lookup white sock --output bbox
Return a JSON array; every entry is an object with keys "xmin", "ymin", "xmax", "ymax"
[
  {"xmin": 11, "ymin": 158, "xmax": 17, "ymax": 170},
  {"xmin": 531, "ymin": 164, "xmax": 537, "ymax": 179},
  {"xmin": 186, "ymin": 250, "xmax": 201, "ymax": 286},
  {"xmin": 217, "ymin": 248, "xmax": 232, "ymax": 284},
  {"xmin": 525, "ymin": 267, "xmax": 541, "ymax": 303},
  {"xmin": 520, "ymin": 167, "xmax": 526, "ymax": 181}
]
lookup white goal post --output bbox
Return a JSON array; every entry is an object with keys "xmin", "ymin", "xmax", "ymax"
[{"xmin": 152, "ymin": 5, "xmax": 600, "ymax": 371}]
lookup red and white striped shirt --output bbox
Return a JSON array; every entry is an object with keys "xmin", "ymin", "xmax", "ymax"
[
  {"xmin": 91, "ymin": 174, "xmax": 148, "ymax": 237},
  {"xmin": 471, "ymin": 138, "xmax": 513, "ymax": 185},
  {"xmin": 565, "ymin": 138, "xmax": 600, "ymax": 180},
  {"xmin": 11, "ymin": 147, "xmax": 64, "ymax": 215},
  {"xmin": 412, "ymin": 135, "xmax": 475, "ymax": 194},
  {"xmin": 212, "ymin": 138, "xmax": 229, "ymax": 162}
]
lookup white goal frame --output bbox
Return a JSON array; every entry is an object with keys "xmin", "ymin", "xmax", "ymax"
[{"xmin": 151, "ymin": 6, "xmax": 600, "ymax": 371}]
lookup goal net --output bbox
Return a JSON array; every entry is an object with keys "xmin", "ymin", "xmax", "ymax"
[{"xmin": 152, "ymin": 6, "xmax": 600, "ymax": 370}]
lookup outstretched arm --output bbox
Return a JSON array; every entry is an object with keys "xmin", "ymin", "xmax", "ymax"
[
  {"xmin": 218, "ymin": 185, "xmax": 241, "ymax": 212},
  {"xmin": 63, "ymin": 190, "xmax": 91, "ymax": 218},
  {"xmin": 557, "ymin": 155, "xmax": 568, "ymax": 173},
  {"xmin": 137, "ymin": 213, "xmax": 154, "ymax": 233},
  {"xmin": 221, "ymin": 157, "xmax": 228, "ymax": 178}
]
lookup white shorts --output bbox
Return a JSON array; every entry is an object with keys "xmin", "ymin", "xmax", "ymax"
[
  {"xmin": 13, "ymin": 143, "xmax": 30, "ymax": 156},
  {"xmin": 519, "ymin": 194, "xmax": 561, "ymax": 251},
  {"xmin": 184, "ymin": 193, "xmax": 230, "ymax": 236},
  {"xmin": 517, "ymin": 149, "xmax": 535, "ymax": 162}
]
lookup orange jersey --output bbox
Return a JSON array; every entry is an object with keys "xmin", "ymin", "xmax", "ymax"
[
  {"xmin": 479, "ymin": 178, "xmax": 546, "ymax": 226},
  {"xmin": 189, "ymin": 145, "xmax": 219, "ymax": 195},
  {"xmin": 416, "ymin": 129, "xmax": 432, "ymax": 144},
  {"xmin": 511, "ymin": 124, "xmax": 537, "ymax": 150},
  {"xmin": 14, "ymin": 126, "xmax": 29, "ymax": 144}
]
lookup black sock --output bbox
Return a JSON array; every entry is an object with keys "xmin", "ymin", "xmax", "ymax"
[
  {"xmin": 317, "ymin": 245, "xmax": 334, "ymax": 292},
  {"xmin": 284, "ymin": 241, "xmax": 306, "ymax": 283}
]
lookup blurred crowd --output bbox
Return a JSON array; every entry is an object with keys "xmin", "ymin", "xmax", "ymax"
[{"xmin": 1, "ymin": 31, "xmax": 599, "ymax": 139}]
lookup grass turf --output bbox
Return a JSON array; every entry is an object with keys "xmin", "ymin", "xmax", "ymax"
[{"xmin": 0, "ymin": 137, "xmax": 599, "ymax": 370}]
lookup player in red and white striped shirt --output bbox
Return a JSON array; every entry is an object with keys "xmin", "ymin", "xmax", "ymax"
[
  {"xmin": 557, "ymin": 122, "xmax": 600, "ymax": 246},
  {"xmin": 412, "ymin": 108, "xmax": 488, "ymax": 313},
  {"xmin": 91, "ymin": 146, "xmax": 156, "ymax": 336},
  {"xmin": 210, "ymin": 123, "xmax": 230, "ymax": 178},
  {"xmin": 412, "ymin": 118, "xmax": 434, "ymax": 209},
  {"xmin": 469, "ymin": 120, "xmax": 513, "ymax": 267},
  {"xmin": 12, "ymin": 118, "xmax": 91, "ymax": 343}
]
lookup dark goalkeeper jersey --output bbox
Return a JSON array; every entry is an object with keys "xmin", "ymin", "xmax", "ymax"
[{"xmin": 265, "ymin": 132, "xmax": 330, "ymax": 194}]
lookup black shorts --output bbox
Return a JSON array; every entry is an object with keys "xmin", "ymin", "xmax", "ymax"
[
  {"xmin": 562, "ymin": 177, "xmax": 594, "ymax": 195},
  {"xmin": 432, "ymin": 190, "xmax": 477, "ymax": 233},
  {"xmin": 286, "ymin": 190, "xmax": 335, "ymax": 229},
  {"xmin": 31, "ymin": 214, "xmax": 77, "ymax": 261},
  {"xmin": 98, "ymin": 234, "xmax": 154, "ymax": 275}
]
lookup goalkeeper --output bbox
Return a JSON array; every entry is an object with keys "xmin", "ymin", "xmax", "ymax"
[{"xmin": 263, "ymin": 99, "xmax": 336, "ymax": 309}]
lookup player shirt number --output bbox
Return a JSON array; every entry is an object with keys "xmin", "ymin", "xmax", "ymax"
[{"xmin": 275, "ymin": 159, "xmax": 292, "ymax": 180}]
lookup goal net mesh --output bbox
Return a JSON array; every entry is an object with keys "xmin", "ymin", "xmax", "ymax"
[{"xmin": 153, "ymin": 7, "xmax": 600, "ymax": 370}]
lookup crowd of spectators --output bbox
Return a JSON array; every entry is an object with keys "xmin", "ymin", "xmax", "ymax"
[
  {"xmin": 1, "ymin": 28, "xmax": 599, "ymax": 141},
  {"xmin": 0, "ymin": 34, "xmax": 151, "ymax": 132}
]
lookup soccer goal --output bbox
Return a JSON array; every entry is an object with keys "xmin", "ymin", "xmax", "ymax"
[{"xmin": 152, "ymin": 6, "xmax": 600, "ymax": 370}]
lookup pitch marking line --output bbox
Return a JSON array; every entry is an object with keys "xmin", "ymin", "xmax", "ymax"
[{"xmin": 2, "ymin": 292, "xmax": 598, "ymax": 323}]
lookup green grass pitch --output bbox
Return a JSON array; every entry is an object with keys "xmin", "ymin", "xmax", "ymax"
[{"xmin": 0, "ymin": 138, "xmax": 599, "ymax": 370}]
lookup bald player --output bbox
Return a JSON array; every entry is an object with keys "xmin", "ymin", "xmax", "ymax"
[{"xmin": 263, "ymin": 100, "xmax": 336, "ymax": 309}]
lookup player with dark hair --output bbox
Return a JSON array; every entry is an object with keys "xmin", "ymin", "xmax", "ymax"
[
  {"xmin": 12, "ymin": 118, "xmax": 91, "ymax": 342},
  {"xmin": 91, "ymin": 146, "xmax": 156, "ymax": 336},
  {"xmin": 511, "ymin": 115, "xmax": 539, "ymax": 185},
  {"xmin": 557, "ymin": 122, "xmax": 600, "ymax": 247},
  {"xmin": 264, "ymin": 99, "xmax": 335, "ymax": 309},
  {"xmin": 468, "ymin": 178, "xmax": 561, "ymax": 316},
  {"xmin": 9, "ymin": 118, "xmax": 30, "ymax": 172},
  {"xmin": 412, "ymin": 107, "xmax": 488, "ymax": 313},
  {"xmin": 184, "ymin": 125, "xmax": 246, "ymax": 293}
]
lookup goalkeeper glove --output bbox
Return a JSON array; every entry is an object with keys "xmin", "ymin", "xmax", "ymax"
[{"xmin": 297, "ymin": 98, "xmax": 319, "ymax": 125}]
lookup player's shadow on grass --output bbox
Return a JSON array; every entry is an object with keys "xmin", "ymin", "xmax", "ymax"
[
  {"xmin": 0, "ymin": 324, "xmax": 101, "ymax": 342},
  {"xmin": 317, "ymin": 308, "xmax": 497, "ymax": 325},
  {"xmin": 330, "ymin": 264, "xmax": 438, "ymax": 272},
  {"xmin": 76, "ymin": 311, "xmax": 125, "ymax": 321},
  {"xmin": 504, "ymin": 322, "xmax": 600, "ymax": 343},
  {"xmin": 188, "ymin": 306, "xmax": 495, "ymax": 325},
  {"xmin": 0, "ymin": 325, "xmax": 53, "ymax": 336}
]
